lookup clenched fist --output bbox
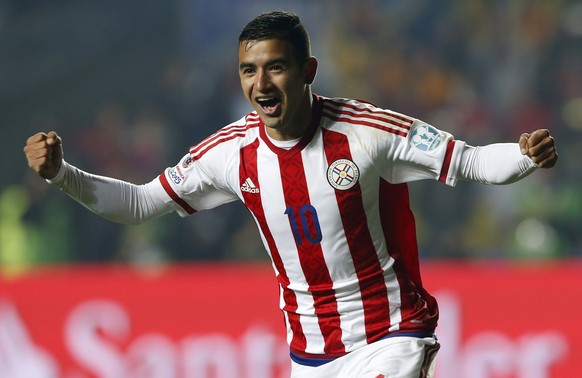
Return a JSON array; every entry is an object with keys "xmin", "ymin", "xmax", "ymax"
[
  {"xmin": 519, "ymin": 129, "xmax": 558, "ymax": 168},
  {"xmin": 23, "ymin": 131, "xmax": 63, "ymax": 180}
]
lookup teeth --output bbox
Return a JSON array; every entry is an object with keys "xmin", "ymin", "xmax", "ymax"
[{"xmin": 257, "ymin": 98, "xmax": 278, "ymax": 107}]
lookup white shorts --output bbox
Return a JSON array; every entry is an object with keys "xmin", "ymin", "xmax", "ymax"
[{"xmin": 290, "ymin": 336, "xmax": 440, "ymax": 378}]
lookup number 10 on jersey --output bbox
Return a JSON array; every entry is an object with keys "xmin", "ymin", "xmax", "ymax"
[{"xmin": 284, "ymin": 205, "xmax": 323, "ymax": 246}]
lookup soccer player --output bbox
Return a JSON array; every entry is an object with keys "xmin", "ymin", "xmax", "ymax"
[{"xmin": 24, "ymin": 11, "xmax": 557, "ymax": 378}]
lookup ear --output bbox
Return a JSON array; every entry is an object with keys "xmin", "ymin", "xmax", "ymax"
[{"xmin": 304, "ymin": 57, "xmax": 318, "ymax": 85}]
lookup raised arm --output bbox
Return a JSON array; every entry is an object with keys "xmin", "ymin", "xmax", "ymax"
[
  {"xmin": 23, "ymin": 131, "xmax": 175, "ymax": 224},
  {"xmin": 458, "ymin": 129, "xmax": 558, "ymax": 184}
]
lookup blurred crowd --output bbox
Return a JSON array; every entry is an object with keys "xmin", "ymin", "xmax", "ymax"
[{"xmin": 1, "ymin": 0, "xmax": 581, "ymax": 274}]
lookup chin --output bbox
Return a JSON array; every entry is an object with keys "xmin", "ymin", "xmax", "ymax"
[{"xmin": 261, "ymin": 116, "xmax": 283, "ymax": 129}]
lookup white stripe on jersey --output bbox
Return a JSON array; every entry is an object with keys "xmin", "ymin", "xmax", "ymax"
[
  {"xmin": 256, "ymin": 145, "xmax": 329, "ymax": 354},
  {"xmin": 301, "ymin": 132, "xmax": 378, "ymax": 352}
]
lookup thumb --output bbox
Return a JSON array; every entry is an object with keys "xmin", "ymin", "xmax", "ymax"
[
  {"xmin": 46, "ymin": 131, "xmax": 64, "ymax": 169},
  {"xmin": 519, "ymin": 133, "xmax": 530, "ymax": 155},
  {"xmin": 46, "ymin": 131, "xmax": 61, "ymax": 146}
]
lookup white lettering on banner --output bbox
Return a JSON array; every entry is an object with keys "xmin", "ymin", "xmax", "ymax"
[
  {"xmin": 241, "ymin": 327, "xmax": 290, "ymax": 378},
  {"xmin": 181, "ymin": 335, "xmax": 239, "ymax": 377},
  {"xmin": 126, "ymin": 334, "xmax": 177, "ymax": 378},
  {"xmin": 0, "ymin": 301, "xmax": 59, "ymax": 378},
  {"xmin": 64, "ymin": 299, "xmax": 290, "ymax": 378},
  {"xmin": 434, "ymin": 292, "xmax": 569, "ymax": 378},
  {"xmin": 0, "ymin": 297, "xmax": 572, "ymax": 377},
  {"xmin": 65, "ymin": 299, "xmax": 130, "ymax": 378}
]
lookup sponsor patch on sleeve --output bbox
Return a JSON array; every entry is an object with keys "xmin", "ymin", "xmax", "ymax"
[
  {"xmin": 410, "ymin": 123, "xmax": 444, "ymax": 152},
  {"xmin": 168, "ymin": 166, "xmax": 185, "ymax": 185}
]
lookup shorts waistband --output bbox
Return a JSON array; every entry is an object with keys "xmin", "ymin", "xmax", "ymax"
[{"xmin": 290, "ymin": 332, "xmax": 437, "ymax": 367}]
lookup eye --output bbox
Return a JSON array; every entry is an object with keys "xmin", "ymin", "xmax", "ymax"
[
  {"xmin": 269, "ymin": 65, "xmax": 284, "ymax": 72},
  {"xmin": 240, "ymin": 67, "xmax": 255, "ymax": 75}
]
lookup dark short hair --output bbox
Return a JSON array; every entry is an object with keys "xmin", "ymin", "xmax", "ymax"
[{"xmin": 238, "ymin": 11, "xmax": 311, "ymax": 63}]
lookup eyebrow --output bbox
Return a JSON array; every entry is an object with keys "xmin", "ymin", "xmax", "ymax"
[
  {"xmin": 239, "ymin": 57, "xmax": 289, "ymax": 71},
  {"xmin": 238, "ymin": 62, "xmax": 255, "ymax": 71}
]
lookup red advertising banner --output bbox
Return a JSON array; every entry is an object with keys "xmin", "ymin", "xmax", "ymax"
[{"xmin": 1, "ymin": 261, "xmax": 581, "ymax": 378}]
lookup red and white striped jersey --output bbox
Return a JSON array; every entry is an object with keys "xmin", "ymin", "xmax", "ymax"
[{"xmin": 157, "ymin": 95, "xmax": 465, "ymax": 360}]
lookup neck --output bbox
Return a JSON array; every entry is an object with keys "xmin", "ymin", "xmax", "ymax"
[{"xmin": 266, "ymin": 91, "xmax": 314, "ymax": 141}]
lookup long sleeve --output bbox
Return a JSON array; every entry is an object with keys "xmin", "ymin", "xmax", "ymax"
[
  {"xmin": 47, "ymin": 161, "xmax": 176, "ymax": 224},
  {"xmin": 457, "ymin": 143, "xmax": 537, "ymax": 184}
]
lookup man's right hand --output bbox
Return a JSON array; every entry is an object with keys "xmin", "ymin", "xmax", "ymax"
[{"xmin": 23, "ymin": 131, "xmax": 63, "ymax": 180}]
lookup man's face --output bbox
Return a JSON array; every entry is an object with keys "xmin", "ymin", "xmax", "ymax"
[{"xmin": 238, "ymin": 38, "xmax": 314, "ymax": 141}]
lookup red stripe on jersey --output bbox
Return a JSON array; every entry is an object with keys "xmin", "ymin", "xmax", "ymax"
[
  {"xmin": 278, "ymin": 152, "xmax": 345, "ymax": 355},
  {"xmin": 323, "ymin": 104, "xmax": 409, "ymax": 128},
  {"xmin": 325, "ymin": 98, "xmax": 414, "ymax": 127},
  {"xmin": 324, "ymin": 106, "xmax": 411, "ymax": 135},
  {"xmin": 238, "ymin": 138, "xmax": 307, "ymax": 352},
  {"xmin": 378, "ymin": 180, "xmax": 438, "ymax": 333},
  {"xmin": 190, "ymin": 120, "xmax": 260, "ymax": 160},
  {"xmin": 321, "ymin": 128, "xmax": 392, "ymax": 344},
  {"xmin": 158, "ymin": 173, "xmax": 196, "ymax": 215},
  {"xmin": 322, "ymin": 109, "xmax": 409, "ymax": 138},
  {"xmin": 191, "ymin": 132, "xmax": 247, "ymax": 161},
  {"xmin": 438, "ymin": 140, "xmax": 456, "ymax": 183}
]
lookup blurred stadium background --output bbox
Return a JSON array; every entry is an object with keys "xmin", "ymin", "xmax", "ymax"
[{"xmin": 1, "ymin": 1, "xmax": 581, "ymax": 377}]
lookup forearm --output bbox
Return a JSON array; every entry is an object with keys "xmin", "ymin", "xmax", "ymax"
[
  {"xmin": 48, "ymin": 161, "xmax": 173, "ymax": 224},
  {"xmin": 458, "ymin": 143, "xmax": 537, "ymax": 184}
]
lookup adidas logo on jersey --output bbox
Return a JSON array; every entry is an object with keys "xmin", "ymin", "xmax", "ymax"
[{"xmin": 241, "ymin": 177, "xmax": 260, "ymax": 193}]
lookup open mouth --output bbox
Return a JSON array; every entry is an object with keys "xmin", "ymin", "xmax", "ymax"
[{"xmin": 256, "ymin": 97, "xmax": 282, "ymax": 116}]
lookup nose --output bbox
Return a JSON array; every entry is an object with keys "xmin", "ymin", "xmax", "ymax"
[{"xmin": 255, "ymin": 70, "xmax": 272, "ymax": 92}]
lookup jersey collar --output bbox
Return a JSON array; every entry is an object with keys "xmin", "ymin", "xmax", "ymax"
[{"xmin": 259, "ymin": 94, "xmax": 323, "ymax": 158}]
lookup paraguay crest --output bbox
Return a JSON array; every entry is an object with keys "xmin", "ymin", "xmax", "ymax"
[{"xmin": 327, "ymin": 159, "xmax": 360, "ymax": 190}]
